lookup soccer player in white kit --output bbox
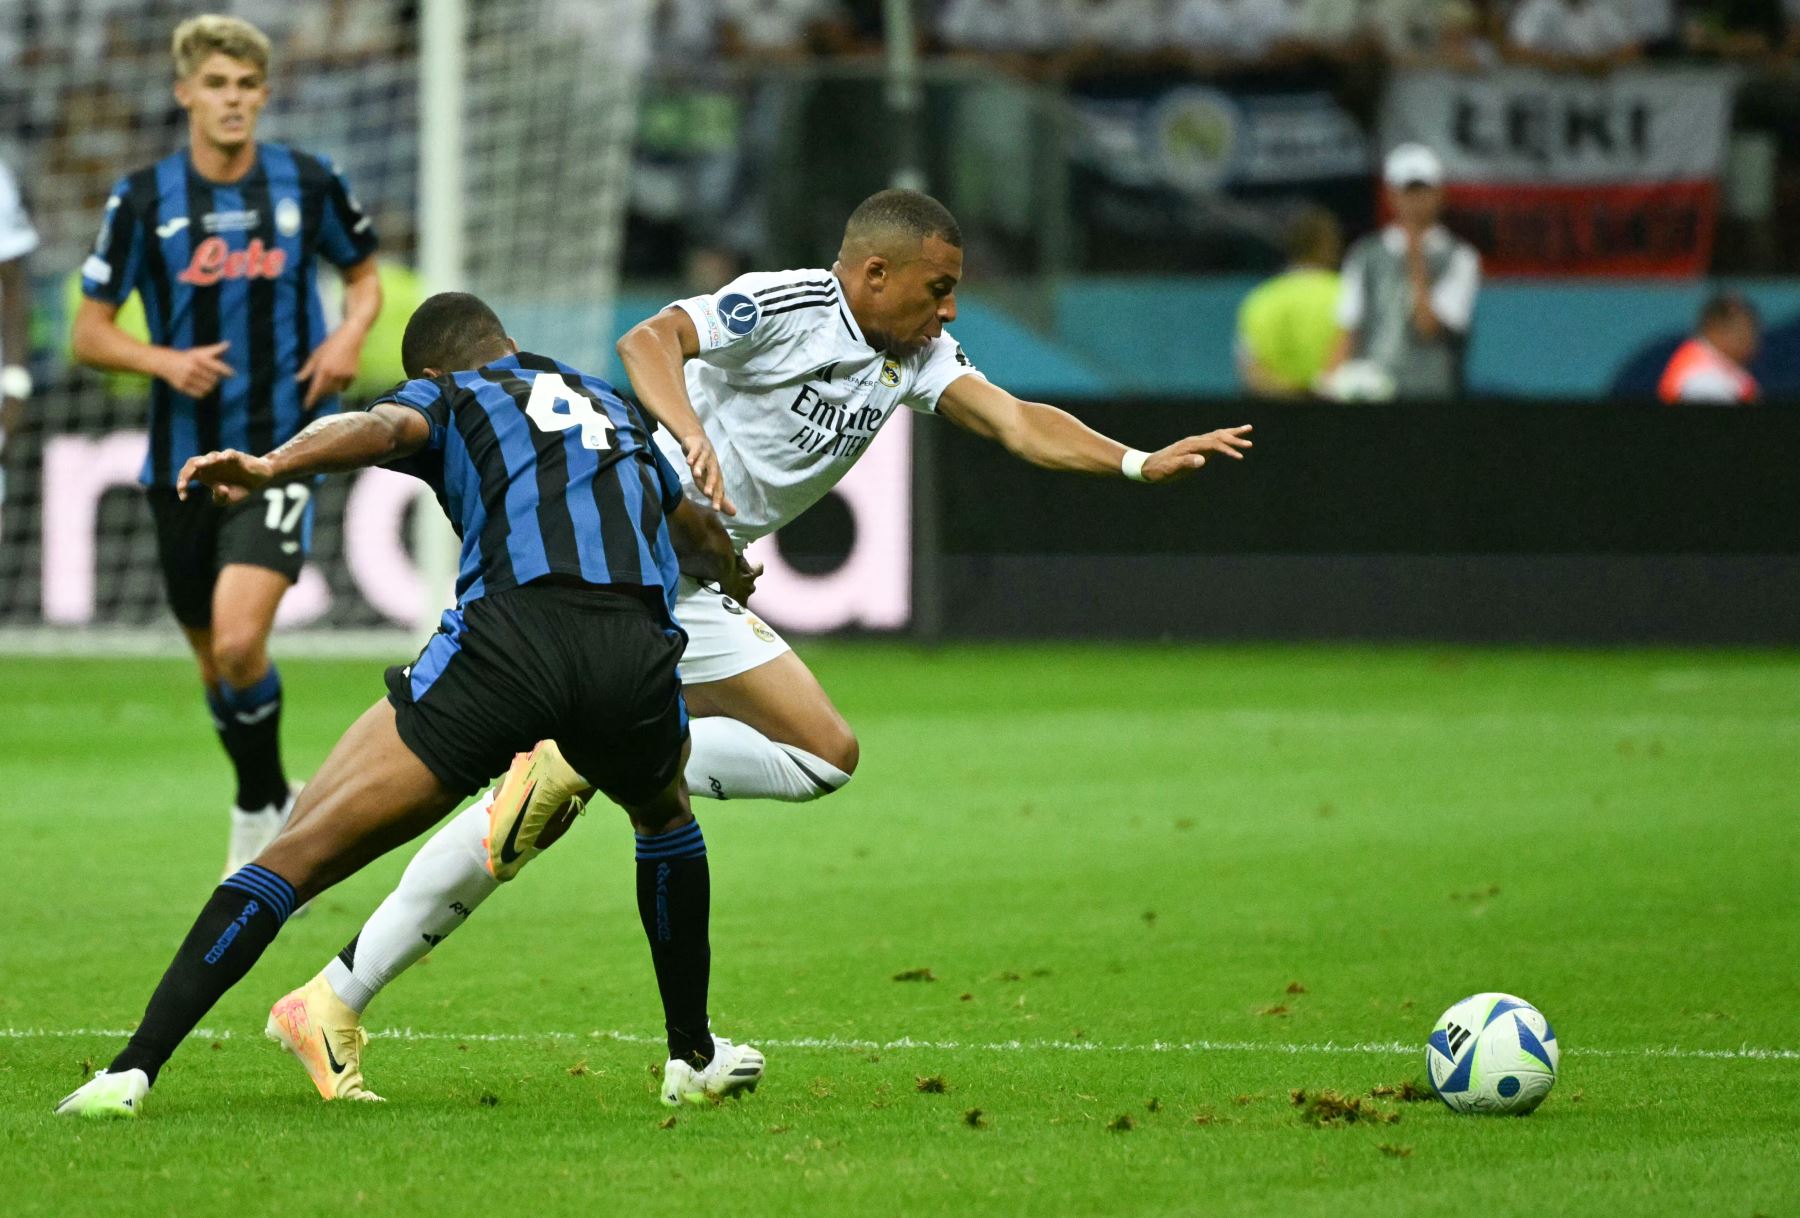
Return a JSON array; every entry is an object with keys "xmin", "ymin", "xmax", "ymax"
[{"xmin": 265, "ymin": 190, "xmax": 1252, "ymax": 1102}]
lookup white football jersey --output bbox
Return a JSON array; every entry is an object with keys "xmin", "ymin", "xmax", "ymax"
[{"xmin": 661, "ymin": 267, "xmax": 984, "ymax": 548}]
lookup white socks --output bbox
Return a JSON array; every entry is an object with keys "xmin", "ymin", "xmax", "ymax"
[
  {"xmin": 685, "ymin": 716, "xmax": 851, "ymax": 802},
  {"xmin": 320, "ymin": 718, "xmax": 850, "ymax": 1014},
  {"xmin": 323, "ymin": 801, "xmax": 498, "ymax": 1013}
]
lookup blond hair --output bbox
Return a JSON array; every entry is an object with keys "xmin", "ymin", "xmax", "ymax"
[{"xmin": 171, "ymin": 14, "xmax": 272, "ymax": 79}]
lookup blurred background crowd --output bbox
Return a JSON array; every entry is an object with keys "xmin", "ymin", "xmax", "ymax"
[{"xmin": 4, "ymin": 0, "xmax": 1800, "ymax": 417}]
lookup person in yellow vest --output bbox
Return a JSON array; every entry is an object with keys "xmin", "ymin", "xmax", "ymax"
[
  {"xmin": 1659, "ymin": 292, "xmax": 1760, "ymax": 405},
  {"xmin": 1236, "ymin": 206, "xmax": 1342, "ymax": 398}
]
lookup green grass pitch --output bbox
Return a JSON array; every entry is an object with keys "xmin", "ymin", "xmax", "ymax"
[{"xmin": 2, "ymin": 643, "xmax": 1797, "ymax": 1216}]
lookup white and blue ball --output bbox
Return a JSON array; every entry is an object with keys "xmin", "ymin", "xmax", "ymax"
[{"xmin": 1426, "ymin": 992, "xmax": 1559, "ymax": 1115}]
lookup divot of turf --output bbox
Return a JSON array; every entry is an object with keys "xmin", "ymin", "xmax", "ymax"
[
  {"xmin": 892, "ymin": 967, "xmax": 937, "ymax": 982},
  {"xmin": 916, "ymin": 1075, "xmax": 948, "ymax": 1094},
  {"xmin": 1291, "ymin": 1088, "xmax": 1400, "ymax": 1127}
]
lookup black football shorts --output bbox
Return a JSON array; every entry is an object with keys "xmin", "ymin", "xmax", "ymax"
[
  {"xmin": 385, "ymin": 580, "xmax": 689, "ymax": 805},
  {"xmin": 145, "ymin": 482, "xmax": 314, "ymax": 629}
]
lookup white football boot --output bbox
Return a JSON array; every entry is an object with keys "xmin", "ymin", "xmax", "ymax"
[
  {"xmin": 225, "ymin": 786, "xmax": 308, "ymax": 915},
  {"xmin": 660, "ymin": 1036, "xmax": 765, "ymax": 1106},
  {"xmin": 55, "ymin": 1068, "xmax": 149, "ymax": 1119}
]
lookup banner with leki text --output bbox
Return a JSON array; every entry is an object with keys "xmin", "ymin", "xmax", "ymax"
[{"xmin": 1380, "ymin": 68, "xmax": 1737, "ymax": 277}]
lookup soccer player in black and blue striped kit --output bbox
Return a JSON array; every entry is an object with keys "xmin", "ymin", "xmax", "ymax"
[
  {"xmin": 71, "ymin": 15, "xmax": 381, "ymax": 878},
  {"xmin": 57, "ymin": 291, "xmax": 762, "ymax": 1117}
]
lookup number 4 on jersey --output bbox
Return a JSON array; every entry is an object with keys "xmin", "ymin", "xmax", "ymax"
[{"xmin": 525, "ymin": 373, "xmax": 614, "ymax": 450}]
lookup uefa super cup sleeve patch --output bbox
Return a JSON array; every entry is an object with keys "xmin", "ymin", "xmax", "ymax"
[{"xmin": 716, "ymin": 292, "xmax": 760, "ymax": 338}]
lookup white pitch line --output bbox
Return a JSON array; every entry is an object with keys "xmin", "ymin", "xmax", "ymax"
[{"xmin": 3, "ymin": 1027, "xmax": 1797, "ymax": 1063}]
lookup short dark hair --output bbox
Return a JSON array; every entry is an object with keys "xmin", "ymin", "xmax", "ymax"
[
  {"xmin": 842, "ymin": 188, "xmax": 962, "ymax": 253},
  {"xmin": 1698, "ymin": 290, "xmax": 1757, "ymax": 332},
  {"xmin": 401, "ymin": 292, "xmax": 509, "ymax": 378},
  {"xmin": 1284, "ymin": 206, "xmax": 1341, "ymax": 266}
]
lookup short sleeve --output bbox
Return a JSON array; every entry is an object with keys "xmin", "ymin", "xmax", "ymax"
[
  {"xmin": 905, "ymin": 332, "xmax": 985, "ymax": 414},
  {"xmin": 315, "ymin": 158, "xmax": 379, "ymax": 269},
  {"xmin": 373, "ymin": 377, "xmax": 452, "ymax": 453},
  {"xmin": 81, "ymin": 178, "xmax": 142, "ymax": 306},
  {"xmin": 669, "ymin": 270, "xmax": 833, "ymax": 375},
  {"xmin": 0, "ymin": 161, "xmax": 38, "ymax": 263},
  {"xmin": 1334, "ymin": 245, "xmax": 1366, "ymax": 330},
  {"xmin": 1429, "ymin": 244, "xmax": 1481, "ymax": 333}
]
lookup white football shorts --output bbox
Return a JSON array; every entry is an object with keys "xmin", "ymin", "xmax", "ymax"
[{"xmin": 673, "ymin": 575, "xmax": 792, "ymax": 684}]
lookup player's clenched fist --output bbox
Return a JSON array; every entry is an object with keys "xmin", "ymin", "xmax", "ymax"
[
  {"xmin": 155, "ymin": 341, "xmax": 234, "ymax": 398},
  {"xmin": 177, "ymin": 448, "xmax": 274, "ymax": 505},
  {"xmin": 1142, "ymin": 424, "xmax": 1253, "ymax": 483}
]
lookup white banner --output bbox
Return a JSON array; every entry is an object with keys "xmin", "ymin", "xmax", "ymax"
[{"xmin": 1380, "ymin": 67, "xmax": 1736, "ymax": 185}]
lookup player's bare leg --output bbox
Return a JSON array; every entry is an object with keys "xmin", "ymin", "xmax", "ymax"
[
  {"xmin": 682, "ymin": 650, "xmax": 858, "ymax": 800},
  {"xmin": 200, "ymin": 563, "xmax": 300, "ymax": 874},
  {"xmin": 58, "ymin": 699, "xmax": 461, "ymax": 1116},
  {"xmin": 306, "ymin": 648, "xmax": 860, "ymax": 1033}
]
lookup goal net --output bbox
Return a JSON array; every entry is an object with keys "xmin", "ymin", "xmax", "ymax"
[{"xmin": 0, "ymin": 0, "xmax": 650, "ymax": 649}]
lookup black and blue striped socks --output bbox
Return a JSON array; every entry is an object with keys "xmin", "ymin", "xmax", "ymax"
[
  {"xmin": 210, "ymin": 666, "xmax": 289, "ymax": 812},
  {"xmin": 110, "ymin": 864, "xmax": 298, "ymax": 1085},
  {"xmin": 635, "ymin": 820, "xmax": 714, "ymax": 1067}
]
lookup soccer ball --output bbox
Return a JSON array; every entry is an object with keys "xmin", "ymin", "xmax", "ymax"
[{"xmin": 1426, "ymin": 992, "xmax": 1560, "ymax": 1115}]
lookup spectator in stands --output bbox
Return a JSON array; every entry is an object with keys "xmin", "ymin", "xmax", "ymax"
[
  {"xmin": 1388, "ymin": 0, "xmax": 1502, "ymax": 68},
  {"xmin": 1505, "ymin": 0, "xmax": 1643, "ymax": 69},
  {"xmin": 1328, "ymin": 143, "xmax": 1482, "ymax": 400},
  {"xmin": 1680, "ymin": 0, "xmax": 1789, "ymax": 61},
  {"xmin": 937, "ymin": 0, "xmax": 1069, "ymax": 58},
  {"xmin": 1659, "ymin": 292, "xmax": 1761, "ymax": 404},
  {"xmin": 1620, "ymin": 0, "xmax": 1681, "ymax": 55},
  {"xmin": 1167, "ymin": 0, "xmax": 1301, "ymax": 67},
  {"xmin": 1056, "ymin": 0, "xmax": 1169, "ymax": 64},
  {"xmin": 1236, "ymin": 207, "xmax": 1343, "ymax": 398},
  {"xmin": 719, "ymin": 0, "xmax": 855, "ymax": 57}
]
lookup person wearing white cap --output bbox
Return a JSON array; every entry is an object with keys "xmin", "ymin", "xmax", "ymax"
[{"xmin": 1325, "ymin": 142, "xmax": 1481, "ymax": 400}]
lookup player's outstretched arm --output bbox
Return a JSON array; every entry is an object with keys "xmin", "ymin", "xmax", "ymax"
[
  {"xmin": 936, "ymin": 375, "xmax": 1251, "ymax": 484},
  {"xmin": 178, "ymin": 404, "xmax": 429, "ymax": 505},
  {"xmin": 616, "ymin": 309, "xmax": 735, "ymax": 515},
  {"xmin": 71, "ymin": 296, "xmax": 234, "ymax": 398}
]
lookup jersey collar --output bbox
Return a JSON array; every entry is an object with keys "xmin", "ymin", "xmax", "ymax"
[{"xmin": 831, "ymin": 272, "xmax": 873, "ymax": 351}]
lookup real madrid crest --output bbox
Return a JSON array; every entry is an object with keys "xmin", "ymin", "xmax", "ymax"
[{"xmin": 879, "ymin": 359, "xmax": 900, "ymax": 388}]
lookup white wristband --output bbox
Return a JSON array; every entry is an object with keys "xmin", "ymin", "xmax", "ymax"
[
  {"xmin": 1121, "ymin": 448, "xmax": 1150, "ymax": 482},
  {"xmin": 0, "ymin": 365, "xmax": 29, "ymax": 400}
]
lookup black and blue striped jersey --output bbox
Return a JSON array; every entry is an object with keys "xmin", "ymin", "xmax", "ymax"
[
  {"xmin": 376, "ymin": 351, "xmax": 686, "ymax": 622},
  {"xmin": 80, "ymin": 143, "xmax": 378, "ymax": 486}
]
